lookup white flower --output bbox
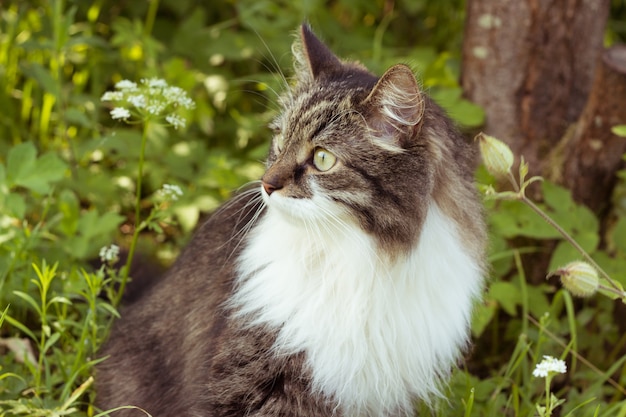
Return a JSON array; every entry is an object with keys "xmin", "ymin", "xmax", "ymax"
[
  {"xmin": 164, "ymin": 86, "xmax": 196, "ymax": 109},
  {"xmin": 146, "ymin": 101, "xmax": 166, "ymax": 115},
  {"xmin": 101, "ymin": 91, "xmax": 124, "ymax": 101},
  {"xmin": 127, "ymin": 94, "xmax": 147, "ymax": 109},
  {"xmin": 99, "ymin": 244, "xmax": 120, "ymax": 263},
  {"xmin": 160, "ymin": 183, "xmax": 183, "ymax": 201},
  {"xmin": 533, "ymin": 356, "xmax": 567, "ymax": 378},
  {"xmin": 115, "ymin": 80, "xmax": 138, "ymax": 90},
  {"xmin": 143, "ymin": 78, "xmax": 168, "ymax": 88},
  {"xmin": 110, "ymin": 107, "xmax": 131, "ymax": 120},
  {"xmin": 165, "ymin": 114, "xmax": 186, "ymax": 130},
  {"xmin": 102, "ymin": 78, "xmax": 195, "ymax": 125}
]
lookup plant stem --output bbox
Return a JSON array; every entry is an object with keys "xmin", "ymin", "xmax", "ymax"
[
  {"xmin": 545, "ymin": 376, "xmax": 552, "ymax": 416},
  {"xmin": 520, "ymin": 195, "xmax": 622, "ymax": 294},
  {"xmin": 115, "ymin": 121, "xmax": 149, "ymax": 306},
  {"xmin": 144, "ymin": 0, "xmax": 159, "ymax": 38}
]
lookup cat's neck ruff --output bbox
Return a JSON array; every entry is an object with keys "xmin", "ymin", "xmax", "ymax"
[{"xmin": 233, "ymin": 195, "xmax": 483, "ymax": 416}]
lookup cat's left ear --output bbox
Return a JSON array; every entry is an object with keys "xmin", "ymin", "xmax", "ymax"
[
  {"xmin": 294, "ymin": 24, "xmax": 343, "ymax": 81},
  {"xmin": 363, "ymin": 64, "xmax": 424, "ymax": 149}
]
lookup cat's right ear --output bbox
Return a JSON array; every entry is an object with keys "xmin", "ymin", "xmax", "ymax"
[{"xmin": 293, "ymin": 24, "xmax": 343, "ymax": 81}]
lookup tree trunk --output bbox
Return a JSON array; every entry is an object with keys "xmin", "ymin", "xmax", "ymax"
[
  {"xmin": 461, "ymin": 0, "xmax": 610, "ymax": 175},
  {"xmin": 555, "ymin": 46, "xmax": 626, "ymax": 216},
  {"xmin": 461, "ymin": 0, "xmax": 615, "ymax": 282}
]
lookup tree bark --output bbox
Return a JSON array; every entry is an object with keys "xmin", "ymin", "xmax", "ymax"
[
  {"xmin": 461, "ymin": 0, "xmax": 610, "ymax": 175},
  {"xmin": 554, "ymin": 46, "xmax": 626, "ymax": 215}
]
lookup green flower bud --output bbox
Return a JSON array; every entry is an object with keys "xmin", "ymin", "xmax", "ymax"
[
  {"xmin": 476, "ymin": 132, "xmax": 514, "ymax": 178},
  {"xmin": 554, "ymin": 261, "xmax": 599, "ymax": 297}
]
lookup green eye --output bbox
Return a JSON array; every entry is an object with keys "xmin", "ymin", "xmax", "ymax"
[{"xmin": 313, "ymin": 147, "xmax": 337, "ymax": 171}]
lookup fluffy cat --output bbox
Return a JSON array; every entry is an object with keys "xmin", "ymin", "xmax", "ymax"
[{"xmin": 96, "ymin": 24, "xmax": 487, "ymax": 417}]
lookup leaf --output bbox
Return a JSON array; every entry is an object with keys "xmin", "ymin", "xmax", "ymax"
[
  {"xmin": 471, "ymin": 300, "xmax": 497, "ymax": 338},
  {"xmin": 48, "ymin": 296, "xmax": 72, "ymax": 306},
  {"xmin": 611, "ymin": 125, "xmax": 626, "ymax": 137},
  {"xmin": 610, "ymin": 217, "xmax": 626, "ymax": 254},
  {"xmin": 65, "ymin": 107, "xmax": 93, "ymax": 128},
  {"xmin": 6, "ymin": 143, "xmax": 37, "ymax": 187},
  {"xmin": 488, "ymin": 281, "xmax": 521, "ymax": 316},
  {"xmin": 3, "ymin": 315, "xmax": 37, "ymax": 342},
  {"xmin": 42, "ymin": 332, "xmax": 61, "ymax": 355},
  {"xmin": 12, "ymin": 291, "xmax": 42, "ymax": 316},
  {"xmin": 6, "ymin": 143, "xmax": 67, "ymax": 194},
  {"xmin": 490, "ymin": 200, "xmax": 561, "ymax": 239},
  {"xmin": 4, "ymin": 193, "xmax": 27, "ymax": 218},
  {"xmin": 542, "ymin": 181, "xmax": 599, "ymax": 253},
  {"xmin": 21, "ymin": 62, "xmax": 61, "ymax": 98},
  {"xmin": 56, "ymin": 189, "xmax": 80, "ymax": 236}
]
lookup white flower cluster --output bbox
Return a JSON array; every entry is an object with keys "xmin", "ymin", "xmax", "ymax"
[
  {"xmin": 533, "ymin": 355, "xmax": 567, "ymax": 378},
  {"xmin": 99, "ymin": 244, "xmax": 120, "ymax": 263},
  {"xmin": 101, "ymin": 78, "xmax": 195, "ymax": 129},
  {"xmin": 159, "ymin": 183, "xmax": 183, "ymax": 201}
]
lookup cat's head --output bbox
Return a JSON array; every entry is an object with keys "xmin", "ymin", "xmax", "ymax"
[{"xmin": 261, "ymin": 25, "xmax": 481, "ymax": 255}]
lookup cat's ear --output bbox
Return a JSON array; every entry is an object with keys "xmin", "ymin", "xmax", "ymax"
[
  {"xmin": 293, "ymin": 24, "xmax": 343, "ymax": 81},
  {"xmin": 364, "ymin": 64, "xmax": 424, "ymax": 150}
]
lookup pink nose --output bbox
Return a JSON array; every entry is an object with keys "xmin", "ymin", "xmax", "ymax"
[{"xmin": 262, "ymin": 181, "xmax": 281, "ymax": 195}]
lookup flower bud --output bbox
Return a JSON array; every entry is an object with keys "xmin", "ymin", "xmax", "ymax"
[
  {"xmin": 553, "ymin": 261, "xmax": 599, "ymax": 297},
  {"xmin": 475, "ymin": 132, "xmax": 514, "ymax": 178}
]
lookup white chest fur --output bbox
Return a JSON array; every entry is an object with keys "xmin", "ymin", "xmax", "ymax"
[{"xmin": 232, "ymin": 200, "xmax": 483, "ymax": 416}]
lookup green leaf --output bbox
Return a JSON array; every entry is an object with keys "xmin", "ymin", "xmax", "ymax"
[
  {"xmin": 21, "ymin": 62, "xmax": 61, "ymax": 98},
  {"xmin": 611, "ymin": 125, "xmax": 626, "ymax": 137},
  {"xmin": 42, "ymin": 332, "xmax": 61, "ymax": 355},
  {"xmin": 56, "ymin": 189, "xmax": 80, "ymax": 237},
  {"xmin": 490, "ymin": 200, "xmax": 561, "ymax": 239},
  {"xmin": 447, "ymin": 98, "xmax": 485, "ymax": 128},
  {"xmin": 12, "ymin": 291, "xmax": 42, "ymax": 316},
  {"xmin": 6, "ymin": 143, "xmax": 37, "ymax": 187},
  {"xmin": 488, "ymin": 281, "xmax": 520, "ymax": 316},
  {"xmin": 471, "ymin": 300, "xmax": 497, "ymax": 338},
  {"xmin": 542, "ymin": 181, "xmax": 599, "ymax": 253},
  {"xmin": 5, "ymin": 193, "xmax": 26, "ymax": 218},
  {"xmin": 48, "ymin": 296, "xmax": 72, "ymax": 306},
  {"xmin": 611, "ymin": 217, "xmax": 626, "ymax": 254},
  {"xmin": 6, "ymin": 143, "xmax": 67, "ymax": 194},
  {"xmin": 65, "ymin": 107, "xmax": 93, "ymax": 128},
  {"xmin": 4, "ymin": 315, "xmax": 37, "ymax": 342}
]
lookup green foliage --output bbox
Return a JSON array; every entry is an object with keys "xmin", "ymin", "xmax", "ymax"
[{"xmin": 1, "ymin": 1, "xmax": 625, "ymax": 416}]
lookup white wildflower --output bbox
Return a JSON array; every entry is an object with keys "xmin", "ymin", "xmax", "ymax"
[
  {"xmin": 102, "ymin": 77, "xmax": 195, "ymax": 125},
  {"xmin": 165, "ymin": 114, "xmax": 186, "ymax": 130},
  {"xmin": 127, "ymin": 94, "xmax": 147, "ymax": 109},
  {"xmin": 143, "ymin": 78, "xmax": 168, "ymax": 88},
  {"xmin": 533, "ymin": 356, "xmax": 567, "ymax": 378},
  {"xmin": 101, "ymin": 91, "xmax": 123, "ymax": 101},
  {"xmin": 160, "ymin": 183, "xmax": 183, "ymax": 201},
  {"xmin": 115, "ymin": 80, "xmax": 138, "ymax": 90},
  {"xmin": 146, "ymin": 102, "xmax": 166, "ymax": 115},
  {"xmin": 110, "ymin": 107, "xmax": 131, "ymax": 120},
  {"xmin": 99, "ymin": 244, "xmax": 120, "ymax": 263}
]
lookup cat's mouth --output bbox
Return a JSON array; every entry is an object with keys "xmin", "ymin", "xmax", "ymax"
[
  {"xmin": 261, "ymin": 183, "xmax": 346, "ymax": 227},
  {"xmin": 261, "ymin": 187, "xmax": 311, "ymax": 222}
]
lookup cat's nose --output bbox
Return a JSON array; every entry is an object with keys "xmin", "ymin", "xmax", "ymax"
[{"xmin": 262, "ymin": 181, "xmax": 282, "ymax": 196}]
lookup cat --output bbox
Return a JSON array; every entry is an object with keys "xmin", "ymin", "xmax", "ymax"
[{"xmin": 96, "ymin": 24, "xmax": 487, "ymax": 417}]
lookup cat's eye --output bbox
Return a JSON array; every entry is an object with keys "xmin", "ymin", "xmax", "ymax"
[{"xmin": 312, "ymin": 147, "xmax": 337, "ymax": 172}]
